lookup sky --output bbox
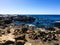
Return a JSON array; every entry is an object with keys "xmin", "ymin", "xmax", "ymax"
[{"xmin": 0, "ymin": 0, "xmax": 60, "ymax": 14}]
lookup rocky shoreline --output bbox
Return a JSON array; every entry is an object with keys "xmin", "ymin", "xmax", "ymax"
[
  {"xmin": 0, "ymin": 15, "xmax": 60, "ymax": 45},
  {"xmin": 0, "ymin": 23, "xmax": 60, "ymax": 45}
]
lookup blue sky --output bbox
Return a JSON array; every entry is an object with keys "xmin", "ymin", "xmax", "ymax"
[{"xmin": 0, "ymin": 0, "xmax": 60, "ymax": 14}]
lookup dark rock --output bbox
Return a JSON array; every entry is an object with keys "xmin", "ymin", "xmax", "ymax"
[
  {"xmin": 4, "ymin": 20, "xmax": 12, "ymax": 24},
  {"xmin": 22, "ymin": 28, "xmax": 28, "ymax": 33},
  {"xmin": 47, "ymin": 27, "xmax": 55, "ymax": 31},
  {"xmin": 43, "ymin": 38, "xmax": 47, "ymax": 42},
  {"xmin": 3, "ymin": 41, "xmax": 15, "ymax": 45},
  {"xmin": 13, "ymin": 15, "xmax": 36, "ymax": 22},
  {"xmin": 54, "ymin": 43, "xmax": 59, "ymax": 45},
  {"xmin": 16, "ymin": 42, "xmax": 24, "ymax": 45}
]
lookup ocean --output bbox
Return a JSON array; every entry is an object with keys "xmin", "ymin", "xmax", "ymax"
[{"xmin": 13, "ymin": 15, "xmax": 60, "ymax": 27}]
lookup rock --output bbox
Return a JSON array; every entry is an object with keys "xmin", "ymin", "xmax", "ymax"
[
  {"xmin": 54, "ymin": 43, "xmax": 59, "ymax": 45},
  {"xmin": 24, "ymin": 42, "xmax": 32, "ymax": 45},
  {"xmin": 13, "ymin": 15, "xmax": 36, "ymax": 22}
]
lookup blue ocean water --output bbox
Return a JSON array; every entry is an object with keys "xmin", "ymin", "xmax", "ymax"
[
  {"xmin": 14, "ymin": 15, "xmax": 60, "ymax": 27},
  {"xmin": 31, "ymin": 15, "xmax": 60, "ymax": 20}
]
